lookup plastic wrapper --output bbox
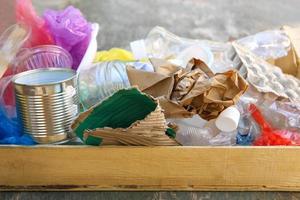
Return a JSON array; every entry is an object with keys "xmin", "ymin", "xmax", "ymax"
[
  {"xmin": 249, "ymin": 104, "xmax": 300, "ymax": 146},
  {"xmin": 15, "ymin": 0, "xmax": 54, "ymax": 47},
  {"xmin": 235, "ymin": 87, "xmax": 300, "ymax": 145},
  {"xmin": 259, "ymin": 101, "xmax": 300, "ymax": 131},
  {"xmin": 77, "ymin": 23, "xmax": 99, "ymax": 72},
  {"xmin": 0, "ymin": 24, "xmax": 31, "ymax": 79},
  {"xmin": 43, "ymin": 6, "xmax": 92, "ymax": 70},
  {"xmin": 0, "ymin": 76, "xmax": 15, "ymax": 115}
]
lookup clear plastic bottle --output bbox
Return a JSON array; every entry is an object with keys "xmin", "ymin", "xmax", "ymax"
[
  {"xmin": 79, "ymin": 61, "xmax": 130, "ymax": 110},
  {"xmin": 79, "ymin": 61, "xmax": 153, "ymax": 110}
]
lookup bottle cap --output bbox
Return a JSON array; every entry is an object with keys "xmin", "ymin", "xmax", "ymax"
[{"xmin": 215, "ymin": 106, "xmax": 240, "ymax": 132}]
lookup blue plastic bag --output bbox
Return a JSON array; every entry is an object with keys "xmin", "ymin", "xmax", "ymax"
[{"xmin": 0, "ymin": 105, "xmax": 35, "ymax": 145}]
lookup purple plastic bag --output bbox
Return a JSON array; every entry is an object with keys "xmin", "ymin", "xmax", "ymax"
[{"xmin": 43, "ymin": 6, "xmax": 92, "ymax": 70}]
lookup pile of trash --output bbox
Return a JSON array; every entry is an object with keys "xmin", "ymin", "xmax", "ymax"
[{"xmin": 1, "ymin": 0, "xmax": 300, "ymax": 146}]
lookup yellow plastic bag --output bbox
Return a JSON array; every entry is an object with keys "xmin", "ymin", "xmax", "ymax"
[{"xmin": 94, "ymin": 48, "xmax": 134, "ymax": 62}]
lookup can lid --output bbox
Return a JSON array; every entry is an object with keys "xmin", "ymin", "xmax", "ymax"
[{"xmin": 12, "ymin": 68, "xmax": 76, "ymax": 86}]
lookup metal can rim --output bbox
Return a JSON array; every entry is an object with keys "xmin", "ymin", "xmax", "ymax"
[{"xmin": 12, "ymin": 68, "xmax": 76, "ymax": 87}]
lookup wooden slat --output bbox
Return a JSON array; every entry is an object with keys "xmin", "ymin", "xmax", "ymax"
[{"xmin": 0, "ymin": 146, "xmax": 300, "ymax": 191}]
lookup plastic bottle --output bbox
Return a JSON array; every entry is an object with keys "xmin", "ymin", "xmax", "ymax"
[
  {"xmin": 209, "ymin": 131, "xmax": 237, "ymax": 146},
  {"xmin": 79, "ymin": 61, "xmax": 129, "ymax": 110},
  {"xmin": 79, "ymin": 61, "xmax": 153, "ymax": 110},
  {"xmin": 236, "ymin": 115, "xmax": 257, "ymax": 145},
  {"xmin": 170, "ymin": 115, "xmax": 212, "ymax": 146}
]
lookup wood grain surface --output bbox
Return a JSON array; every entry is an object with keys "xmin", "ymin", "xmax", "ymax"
[{"xmin": 1, "ymin": 146, "xmax": 300, "ymax": 191}]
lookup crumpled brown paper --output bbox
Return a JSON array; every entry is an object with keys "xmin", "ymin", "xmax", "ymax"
[{"xmin": 127, "ymin": 58, "xmax": 248, "ymax": 120}]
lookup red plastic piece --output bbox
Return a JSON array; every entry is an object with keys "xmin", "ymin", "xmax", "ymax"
[{"xmin": 249, "ymin": 104, "xmax": 300, "ymax": 146}]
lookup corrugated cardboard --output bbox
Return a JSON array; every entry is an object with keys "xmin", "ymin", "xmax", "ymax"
[
  {"xmin": 84, "ymin": 103, "xmax": 179, "ymax": 146},
  {"xmin": 283, "ymin": 26, "xmax": 300, "ymax": 79},
  {"xmin": 267, "ymin": 26, "xmax": 300, "ymax": 78}
]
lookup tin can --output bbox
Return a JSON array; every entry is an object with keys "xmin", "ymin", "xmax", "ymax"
[{"xmin": 12, "ymin": 68, "xmax": 79, "ymax": 144}]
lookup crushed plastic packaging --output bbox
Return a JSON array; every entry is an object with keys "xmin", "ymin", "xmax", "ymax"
[
  {"xmin": 260, "ymin": 101, "xmax": 300, "ymax": 131},
  {"xmin": 131, "ymin": 26, "xmax": 235, "ymax": 73},
  {"xmin": 236, "ymin": 30, "xmax": 291, "ymax": 60},
  {"xmin": 43, "ymin": 6, "xmax": 92, "ymax": 70},
  {"xmin": 77, "ymin": 23, "xmax": 99, "ymax": 73},
  {"xmin": 249, "ymin": 104, "xmax": 300, "ymax": 146},
  {"xmin": 0, "ymin": 24, "xmax": 31, "ymax": 79}
]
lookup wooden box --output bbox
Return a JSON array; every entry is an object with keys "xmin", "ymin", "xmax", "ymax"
[{"xmin": 1, "ymin": 145, "xmax": 300, "ymax": 191}]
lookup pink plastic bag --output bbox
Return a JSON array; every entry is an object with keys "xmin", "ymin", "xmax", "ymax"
[
  {"xmin": 15, "ymin": 0, "xmax": 54, "ymax": 47},
  {"xmin": 43, "ymin": 6, "xmax": 92, "ymax": 70}
]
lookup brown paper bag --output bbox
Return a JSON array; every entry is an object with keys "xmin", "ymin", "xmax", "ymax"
[
  {"xmin": 127, "ymin": 58, "xmax": 248, "ymax": 120},
  {"xmin": 281, "ymin": 26, "xmax": 300, "ymax": 78}
]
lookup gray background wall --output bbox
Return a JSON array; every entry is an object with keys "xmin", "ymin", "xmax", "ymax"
[{"xmin": 33, "ymin": 0, "xmax": 300, "ymax": 49}]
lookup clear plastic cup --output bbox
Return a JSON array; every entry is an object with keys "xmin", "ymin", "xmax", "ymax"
[
  {"xmin": 0, "ymin": 24, "xmax": 31, "ymax": 78},
  {"xmin": 13, "ymin": 45, "xmax": 72, "ymax": 74}
]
